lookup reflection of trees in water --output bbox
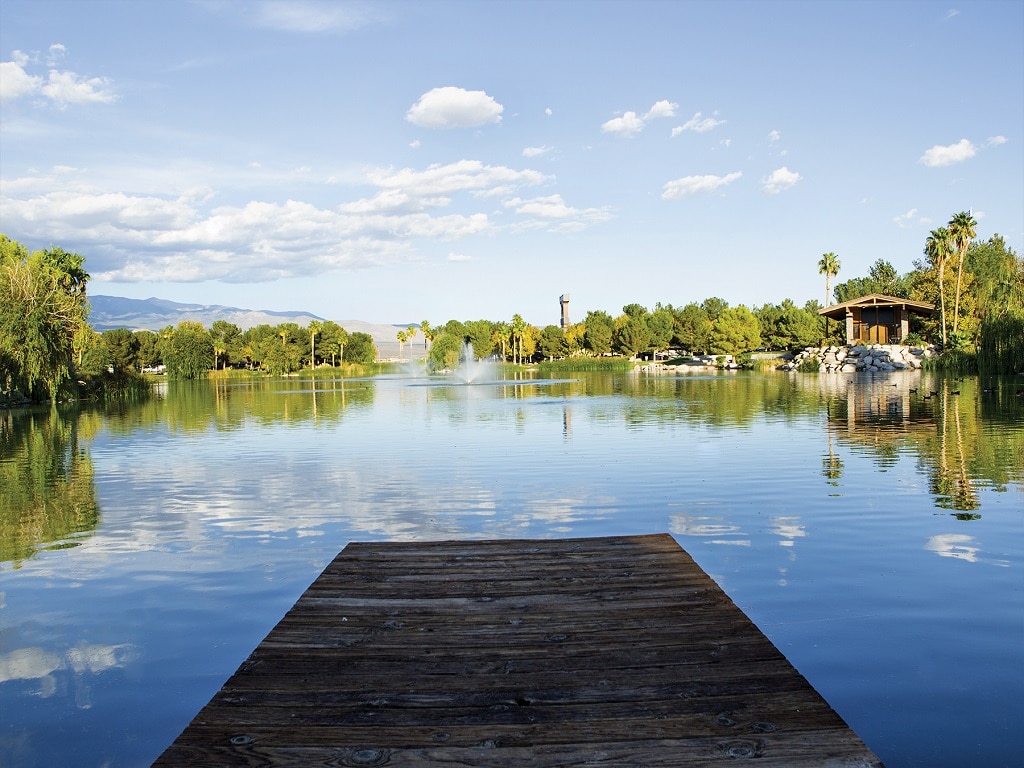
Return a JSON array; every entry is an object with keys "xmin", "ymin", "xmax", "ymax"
[
  {"xmin": 0, "ymin": 409, "xmax": 99, "ymax": 566},
  {"xmin": 827, "ymin": 374, "xmax": 1022, "ymax": 514}
]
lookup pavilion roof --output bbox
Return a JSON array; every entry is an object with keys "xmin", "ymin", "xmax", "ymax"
[{"xmin": 818, "ymin": 293, "xmax": 935, "ymax": 320}]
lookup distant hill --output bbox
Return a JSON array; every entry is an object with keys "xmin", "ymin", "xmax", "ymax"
[{"xmin": 88, "ymin": 295, "xmax": 409, "ymax": 354}]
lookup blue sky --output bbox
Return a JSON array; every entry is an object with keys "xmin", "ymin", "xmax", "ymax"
[{"xmin": 2, "ymin": 0, "xmax": 1021, "ymax": 328}]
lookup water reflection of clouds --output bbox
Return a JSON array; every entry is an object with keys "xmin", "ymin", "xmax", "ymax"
[
  {"xmin": 0, "ymin": 642, "xmax": 135, "ymax": 703},
  {"xmin": 770, "ymin": 516, "xmax": 807, "ymax": 547},
  {"xmin": 669, "ymin": 512, "xmax": 750, "ymax": 546},
  {"xmin": 924, "ymin": 533, "xmax": 1010, "ymax": 567}
]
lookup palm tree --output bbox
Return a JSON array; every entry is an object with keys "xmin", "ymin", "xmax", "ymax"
[
  {"xmin": 308, "ymin": 320, "xmax": 322, "ymax": 369},
  {"xmin": 511, "ymin": 314, "xmax": 527, "ymax": 365},
  {"xmin": 818, "ymin": 252, "xmax": 840, "ymax": 306},
  {"xmin": 420, "ymin": 320, "xmax": 432, "ymax": 352},
  {"xmin": 948, "ymin": 210, "xmax": 977, "ymax": 336},
  {"xmin": 925, "ymin": 227, "xmax": 953, "ymax": 346},
  {"xmin": 396, "ymin": 329, "xmax": 407, "ymax": 360}
]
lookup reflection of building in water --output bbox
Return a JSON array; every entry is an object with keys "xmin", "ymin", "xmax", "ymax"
[{"xmin": 562, "ymin": 405, "xmax": 572, "ymax": 441}]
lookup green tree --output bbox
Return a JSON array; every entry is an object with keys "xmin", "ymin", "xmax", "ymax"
[
  {"xmin": 648, "ymin": 308, "xmax": 674, "ymax": 358},
  {"xmin": 614, "ymin": 306, "xmax": 651, "ymax": 359},
  {"xmin": 163, "ymin": 321, "xmax": 214, "ymax": 379},
  {"xmin": 710, "ymin": 305, "xmax": 761, "ymax": 355},
  {"xmin": 948, "ymin": 210, "xmax": 977, "ymax": 336},
  {"xmin": 510, "ymin": 314, "xmax": 527, "ymax": 365},
  {"xmin": 396, "ymin": 328, "xmax": 408, "ymax": 360},
  {"xmin": 966, "ymin": 235, "xmax": 1024, "ymax": 319},
  {"xmin": 583, "ymin": 310, "xmax": 614, "ymax": 355},
  {"xmin": 673, "ymin": 303, "xmax": 713, "ymax": 354},
  {"xmin": 1, "ymin": 239, "xmax": 91, "ymax": 401},
  {"xmin": 343, "ymin": 331, "xmax": 376, "ymax": 364},
  {"xmin": 427, "ymin": 331, "xmax": 462, "ymax": 370},
  {"xmin": 701, "ymin": 296, "xmax": 729, "ymax": 323},
  {"xmin": 135, "ymin": 330, "xmax": 161, "ymax": 368},
  {"xmin": 818, "ymin": 252, "xmax": 840, "ymax": 306},
  {"xmin": 318, "ymin": 321, "xmax": 347, "ymax": 366},
  {"xmin": 538, "ymin": 325, "xmax": 568, "ymax": 360},
  {"xmin": 100, "ymin": 328, "xmax": 139, "ymax": 373},
  {"xmin": 210, "ymin": 320, "xmax": 242, "ymax": 370},
  {"xmin": 925, "ymin": 227, "xmax": 954, "ymax": 346},
  {"xmin": 465, "ymin": 320, "xmax": 494, "ymax": 360}
]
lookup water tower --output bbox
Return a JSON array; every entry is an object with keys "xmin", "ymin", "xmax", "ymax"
[{"xmin": 559, "ymin": 294, "xmax": 570, "ymax": 329}]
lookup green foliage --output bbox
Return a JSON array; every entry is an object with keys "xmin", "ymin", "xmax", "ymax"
[
  {"xmin": 538, "ymin": 357, "xmax": 633, "ymax": 372},
  {"xmin": 163, "ymin": 321, "xmax": 214, "ymax": 379},
  {"xmin": 613, "ymin": 311, "xmax": 651, "ymax": 359},
  {"xmin": 923, "ymin": 349, "xmax": 978, "ymax": 375},
  {"xmin": 672, "ymin": 303, "xmax": 712, "ymax": 353},
  {"xmin": 710, "ymin": 306, "xmax": 760, "ymax": 355},
  {"xmin": 1, "ymin": 236, "xmax": 91, "ymax": 402},
  {"xmin": 583, "ymin": 310, "xmax": 613, "ymax": 355},
  {"xmin": 343, "ymin": 331, "xmax": 377, "ymax": 364},
  {"xmin": 797, "ymin": 356, "xmax": 821, "ymax": 373},
  {"xmin": 427, "ymin": 331, "xmax": 462, "ymax": 370},
  {"xmin": 538, "ymin": 325, "xmax": 568, "ymax": 360},
  {"xmin": 755, "ymin": 299, "xmax": 823, "ymax": 350},
  {"xmin": 979, "ymin": 311, "xmax": 1024, "ymax": 375}
]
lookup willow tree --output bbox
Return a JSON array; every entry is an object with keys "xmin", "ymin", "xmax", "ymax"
[
  {"xmin": 948, "ymin": 211, "xmax": 977, "ymax": 336},
  {"xmin": 1, "ymin": 236, "xmax": 91, "ymax": 402}
]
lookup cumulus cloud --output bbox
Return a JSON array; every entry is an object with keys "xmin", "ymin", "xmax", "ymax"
[
  {"xmin": 406, "ymin": 86, "xmax": 503, "ymax": 129},
  {"xmin": 661, "ymin": 171, "xmax": 742, "ymax": 199},
  {"xmin": 503, "ymin": 194, "xmax": 612, "ymax": 232},
  {"xmin": 919, "ymin": 138, "xmax": 976, "ymax": 167},
  {"xmin": 1, "ymin": 159, "xmax": 604, "ymax": 282},
  {"xmin": 761, "ymin": 167, "xmax": 801, "ymax": 194},
  {"xmin": 1, "ymin": 46, "xmax": 116, "ymax": 108},
  {"xmin": 601, "ymin": 99, "xmax": 677, "ymax": 136},
  {"xmin": 671, "ymin": 111, "xmax": 725, "ymax": 136}
]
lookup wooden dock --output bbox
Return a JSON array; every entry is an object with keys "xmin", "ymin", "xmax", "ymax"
[{"xmin": 154, "ymin": 534, "xmax": 884, "ymax": 766}]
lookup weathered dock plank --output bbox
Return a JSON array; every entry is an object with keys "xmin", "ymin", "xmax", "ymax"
[{"xmin": 153, "ymin": 534, "xmax": 884, "ymax": 767}]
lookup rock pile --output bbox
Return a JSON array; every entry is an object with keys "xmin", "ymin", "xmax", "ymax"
[{"xmin": 778, "ymin": 344, "xmax": 938, "ymax": 373}]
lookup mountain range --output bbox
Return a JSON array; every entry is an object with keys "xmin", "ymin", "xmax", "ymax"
[{"xmin": 88, "ymin": 295, "xmax": 410, "ymax": 350}]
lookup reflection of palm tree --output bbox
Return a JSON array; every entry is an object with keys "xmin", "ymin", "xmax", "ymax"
[
  {"xmin": 822, "ymin": 430, "xmax": 843, "ymax": 484},
  {"xmin": 951, "ymin": 392, "xmax": 980, "ymax": 513}
]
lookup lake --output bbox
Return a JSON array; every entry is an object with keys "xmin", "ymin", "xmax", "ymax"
[{"xmin": 1, "ymin": 368, "xmax": 1021, "ymax": 767}]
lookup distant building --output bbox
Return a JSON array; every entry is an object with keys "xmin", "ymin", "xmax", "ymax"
[{"xmin": 560, "ymin": 294, "xmax": 570, "ymax": 329}]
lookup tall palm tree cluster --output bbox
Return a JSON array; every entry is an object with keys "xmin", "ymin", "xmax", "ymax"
[{"xmin": 925, "ymin": 211, "xmax": 977, "ymax": 346}]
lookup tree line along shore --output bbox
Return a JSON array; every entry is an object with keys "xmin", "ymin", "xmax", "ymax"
[{"xmin": 2, "ymin": 213, "xmax": 1022, "ymax": 405}]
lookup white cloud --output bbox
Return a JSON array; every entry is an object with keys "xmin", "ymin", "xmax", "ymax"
[
  {"xmin": 503, "ymin": 194, "xmax": 612, "ymax": 232},
  {"xmin": 761, "ymin": 167, "xmax": 801, "ymax": 194},
  {"xmin": 644, "ymin": 100, "xmax": 677, "ymax": 120},
  {"xmin": 545, "ymin": 107, "xmax": 552, "ymax": 116},
  {"xmin": 409, "ymin": 139, "xmax": 421, "ymax": 149},
  {"xmin": 1, "ymin": 47, "xmax": 116, "ymax": 108},
  {"xmin": 601, "ymin": 99, "xmax": 677, "ymax": 136},
  {"xmin": 0, "ymin": 158, "xmax": 603, "ymax": 282},
  {"xmin": 768, "ymin": 130, "xmax": 781, "ymax": 142},
  {"xmin": 601, "ymin": 110, "xmax": 644, "ymax": 136},
  {"xmin": 447, "ymin": 252, "xmax": 473, "ymax": 262},
  {"xmin": 892, "ymin": 208, "xmax": 921, "ymax": 228},
  {"xmin": 986, "ymin": 135, "xmax": 1007, "ymax": 147},
  {"xmin": 254, "ymin": 0, "xmax": 378, "ymax": 32},
  {"xmin": 661, "ymin": 171, "xmax": 742, "ymax": 199},
  {"xmin": 0, "ymin": 60, "xmax": 42, "ymax": 101},
  {"xmin": 522, "ymin": 145, "xmax": 552, "ymax": 158},
  {"xmin": 919, "ymin": 138, "xmax": 976, "ymax": 167},
  {"xmin": 406, "ymin": 86, "xmax": 503, "ymax": 129},
  {"xmin": 671, "ymin": 111, "xmax": 725, "ymax": 136}
]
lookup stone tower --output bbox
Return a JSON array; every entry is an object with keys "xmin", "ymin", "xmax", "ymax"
[{"xmin": 559, "ymin": 294, "xmax": 570, "ymax": 329}]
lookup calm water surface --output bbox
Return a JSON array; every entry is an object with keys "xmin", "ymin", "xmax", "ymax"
[{"xmin": 1, "ymin": 370, "xmax": 1022, "ymax": 767}]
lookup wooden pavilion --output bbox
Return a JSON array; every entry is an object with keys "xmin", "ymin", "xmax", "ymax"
[{"xmin": 818, "ymin": 294, "xmax": 934, "ymax": 345}]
